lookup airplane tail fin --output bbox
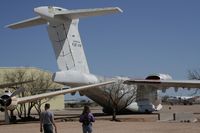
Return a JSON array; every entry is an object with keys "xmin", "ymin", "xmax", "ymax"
[{"xmin": 7, "ymin": 6, "xmax": 122, "ymax": 73}]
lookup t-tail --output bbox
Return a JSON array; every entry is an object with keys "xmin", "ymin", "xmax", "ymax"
[{"xmin": 6, "ymin": 6, "xmax": 122, "ymax": 85}]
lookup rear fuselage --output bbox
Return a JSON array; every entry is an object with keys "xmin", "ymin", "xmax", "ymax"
[{"xmin": 53, "ymin": 70, "xmax": 160, "ymax": 113}]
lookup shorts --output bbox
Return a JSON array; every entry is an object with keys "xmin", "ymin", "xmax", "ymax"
[{"xmin": 43, "ymin": 124, "xmax": 53, "ymax": 133}]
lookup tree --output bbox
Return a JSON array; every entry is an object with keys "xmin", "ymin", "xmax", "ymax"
[
  {"xmin": 2, "ymin": 68, "xmax": 63, "ymax": 120},
  {"xmin": 188, "ymin": 69, "xmax": 200, "ymax": 80},
  {"xmin": 188, "ymin": 69, "xmax": 200, "ymax": 94},
  {"xmin": 26, "ymin": 71, "xmax": 62, "ymax": 118},
  {"xmin": 103, "ymin": 80, "xmax": 137, "ymax": 121}
]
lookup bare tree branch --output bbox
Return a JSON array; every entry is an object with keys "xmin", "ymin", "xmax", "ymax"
[
  {"xmin": 187, "ymin": 69, "xmax": 200, "ymax": 95},
  {"xmin": 103, "ymin": 80, "xmax": 137, "ymax": 121}
]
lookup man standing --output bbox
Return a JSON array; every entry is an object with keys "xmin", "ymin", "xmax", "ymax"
[{"xmin": 40, "ymin": 103, "xmax": 57, "ymax": 133}]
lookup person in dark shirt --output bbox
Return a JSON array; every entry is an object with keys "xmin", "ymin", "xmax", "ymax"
[
  {"xmin": 40, "ymin": 103, "xmax": 57, "ymax": 133},
  {"xmin": 79, "ymin": 105, "xmax": 95, "ymax": 133}
]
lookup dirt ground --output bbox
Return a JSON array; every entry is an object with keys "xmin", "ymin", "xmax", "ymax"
[
  {"xmin": 1, "ymin": 120, "xmax": 200, "ymax": 133},
  {"xmin": 0, "ymin": 105, "xmax": 200, "ymax": 133}
]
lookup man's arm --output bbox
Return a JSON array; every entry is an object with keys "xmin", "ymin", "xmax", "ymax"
[
  {"xmin": 79, "ymin": 114, "xmax": 84, "ymax": 122},
  {"xmin": 51, "ymin": 113, "xmax": 57, "ymax": 133},
  {"xmin": 90, "ymin": 113, "xmax": 95, "ymax": 122},
  {"xmin": 40, "ymin": 114, "xmax": 43, "ymax": 132}
]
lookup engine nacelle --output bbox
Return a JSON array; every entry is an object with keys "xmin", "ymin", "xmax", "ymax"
[
  {"xmin": 145, "ymin": 73, "xmax": 172, "ymax": 80},
  {"xmin": 146, "ymin": 73, "xmax": 172, "ymax": 93},
  {"xmin": 0, "ymin": 94, "xmax": 18, "ymax": 112},
  {"xmin": 52, "ymin": 70, "xmax": 99, "ymax": 87}
]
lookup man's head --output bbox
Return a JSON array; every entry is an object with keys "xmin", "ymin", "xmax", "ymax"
[{"xmin": 45, "ymin": 103, "xmax": 50, "ymax": 110}]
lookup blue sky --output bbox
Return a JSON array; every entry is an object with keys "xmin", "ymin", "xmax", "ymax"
[{"xmin": 1, "ymin": 1, "xmax": 200, "ymax": 82}]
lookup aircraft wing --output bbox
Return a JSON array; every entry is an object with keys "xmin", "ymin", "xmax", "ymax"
[
  {"xmin": 0, "ymin": 80, "xmax": 33, "ymax": 89},
  {"xmin": 54, "ymin": 7, "xmax": 123, "ymax": 19},
  {"xmin": 124, "ymin": 79, "xmax": 200, "ymax": 89},
  {"xmin": 17, "ymin": 80, "xmax": 114, "ymax": 104}
]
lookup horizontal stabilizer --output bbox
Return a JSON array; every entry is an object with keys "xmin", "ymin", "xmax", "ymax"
[
  {"xmin": 6, "ymin": 16, "xmax": 46, "ymax": 29},
  {"xmin": 55, "ymin": 7, "xmax": 123, "ymax": 19}
]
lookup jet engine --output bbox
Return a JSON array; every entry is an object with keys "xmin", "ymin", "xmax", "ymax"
[
  {"xmin": 145, "ymin": 73, "xmax": 172, "ymax": 80},
  {"xmin": 145, "ymin": 73, "xmax": 172, "ymax": 93}
]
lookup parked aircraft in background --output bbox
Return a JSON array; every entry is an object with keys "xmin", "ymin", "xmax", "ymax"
[
  {"xmin": 6, "ymin": 6, "xmax": 200, "ymax": 114},
  {"xmin": 166, "ymin": 96, "xmax": 197, "ymax": 105},
  {"xmin": 65, "ymin": 98, "xmax": 95, "ymax": 108}
]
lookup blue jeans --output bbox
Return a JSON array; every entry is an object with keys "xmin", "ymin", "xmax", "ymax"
[
  {"xmin": 43, "ymin": 124, "xmax": 53, "ymax": 133},
  {"xmin": 82, "ymin": 124, "xmax": 92, "ymax": 133}
]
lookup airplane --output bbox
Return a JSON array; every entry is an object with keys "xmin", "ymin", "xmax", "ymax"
[
  {"xmin": 65, "ymin": 98, "xmax": 94, "ymax": 108},
  {"xmin": 0, "ymin": 80, "xmax": 113, "ymax": 124},
  {"xmin": 6, "ymin": 6, "xmax": 200, "ymax": 114},
  {"xmin": 0, "ymin": 80, "xmax": 34, "ymax": 123},
  {"xmin": 166, "ymin": 96, "xmax": 196, "ymax": 105}
]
